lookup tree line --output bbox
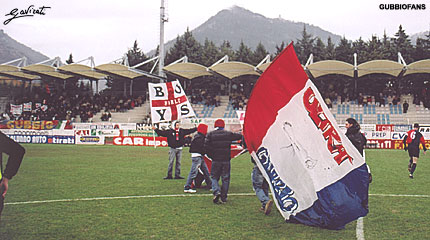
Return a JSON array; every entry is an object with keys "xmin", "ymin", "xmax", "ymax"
[
  {"xmin": 65, "ymin": 25, "xmax": 429, "ymax": 96},
  {"xmin": 123, "ymin": 25, "xmax": 429, "ymax": 69}
]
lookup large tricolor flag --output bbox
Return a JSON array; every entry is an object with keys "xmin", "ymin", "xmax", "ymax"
[
  {"xmin": 244, "ymin": 44, "xmax": 369, "ymax": 230},
  {"xmin": 149, "ymin": 80, "xmax": 196, "ymax": 123}
]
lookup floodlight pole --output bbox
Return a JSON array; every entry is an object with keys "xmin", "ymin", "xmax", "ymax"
[{"xmin": 159, "ymin": 0, "xmax": 168, "ymax": 80}]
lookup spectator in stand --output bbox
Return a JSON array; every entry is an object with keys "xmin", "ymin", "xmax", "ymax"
[
  {"xmin": 392, "ymin": 95, "xmax": 399, "ymax": 106},
  {"xmin": 325, "ymin": 97, "xmax": 332, "ymax": 108},
  {"xmin": 403, "ymin": 101, "xmax": 409, "ymax": 113}
]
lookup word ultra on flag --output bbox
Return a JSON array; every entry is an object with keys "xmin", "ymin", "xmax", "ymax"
[
  {"xmin": 243, "ymin": 44, "xmax": 369, "ymax": 230},
  {"xmin": 149, "ymin": 80, "xmax": 196, "ymax": 123}
]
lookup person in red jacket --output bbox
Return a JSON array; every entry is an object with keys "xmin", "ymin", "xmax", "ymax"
[
  {"xmin": 403, "ymin": 123, "xmax": 427, "ymax": 179},
  {"xmin": 0, "ymin": 131, "xmax": 25, "ymax": 219}
]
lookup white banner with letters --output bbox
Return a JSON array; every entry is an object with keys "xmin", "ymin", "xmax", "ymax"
[{"xmin": 148, "ymin": 80, "xmax": 195, "ymax": 123}]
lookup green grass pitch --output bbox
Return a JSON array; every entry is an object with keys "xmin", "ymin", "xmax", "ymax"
[{"xmin": 1, "ymin": 145, "xmax": 429, "ymax": 239}]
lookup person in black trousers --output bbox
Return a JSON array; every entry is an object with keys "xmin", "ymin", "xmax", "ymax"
[
  {"xmin": 403, "ymin": 123, "xmax": 427, "ymax": 179},
  {"xmin": 153, "ymin": 121, "xmax": 197, "ymax": 179},
  {"xmin": 0, "ymin": 131, "xmax": 25, "ymax": 219}
]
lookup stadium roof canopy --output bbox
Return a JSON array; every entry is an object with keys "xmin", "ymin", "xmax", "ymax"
[
  {"xmin": 209, "ymin": 61, "xmax": 259, "ymax": 79},
  {"xmin": 22, "ymin": 64, "xmax": 73, "ymax": 80},
  {"xmin": 0, "ymin": 65, "xmax": 40, "ymax": 80},
  {"xmin": 306, "ymin": 60, "xmax": 354, "ymax": 78},
  {"xmin": 95, "ymin": 63, "xmax": 143, "ymax": 79},
  {"xmin": 58, "ymin": 64, "xmax": 108, "ymax": 80},
  {"xmin": 404, "ymin": 59, "xmax": 430, "ymax": 76},
  {"xmin": 357, "ymin": 60, "xmax": 404, "ymax": 77},
  {"xmin": 255, "ymin": 62, "xmax": 271, "ymax": 73},
  {"xmin": 163, "ymin": 62, "xmax": 211, "ymax": 79}
]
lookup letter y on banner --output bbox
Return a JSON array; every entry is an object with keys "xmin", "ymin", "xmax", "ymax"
[{"xmin": 148, "ymin": 80, "xmax": 196, "ymax": 123}]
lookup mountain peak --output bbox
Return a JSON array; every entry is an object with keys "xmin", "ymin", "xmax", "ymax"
[
  {"xmin": 0, "ymin": 29, "xmax": 49, "ymax": 64},
  {"xmin": 188, "ymin": 6, "xmax": 342, "ymax": 53}
]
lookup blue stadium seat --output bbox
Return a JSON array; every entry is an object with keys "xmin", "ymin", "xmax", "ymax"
[
  {"xmin": 346, "ymin": 105, "xmax": 350, "ymax": 114},
  {"xmin": 337, "ymin": 105, "xmax": 341, "ymax": 114}
]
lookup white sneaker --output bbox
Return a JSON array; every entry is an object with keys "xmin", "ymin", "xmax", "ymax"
[{"xmin": 184, "ymin": 189, "xmax": 196, "ymax": 193}]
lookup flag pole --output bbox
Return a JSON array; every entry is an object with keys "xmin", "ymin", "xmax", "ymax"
[{"xmin": 152, "ymin": 123, "xmax": 157, "ymax": 149}]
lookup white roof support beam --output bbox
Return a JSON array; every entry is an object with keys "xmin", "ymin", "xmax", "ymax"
[
  {"xmin": 1, "ymin": 57, "xmax": 27, "ymax": 67},
  {"xmin": 166, "ymin": 56, "xmax": 188, "ymax": 67},
  {"xmin": 255, "ymin": 54, "xmax": 271, "ymax": 71},
  {"xmin": 131, "ymin": 56, "xmax": 160, "ymax": 69},
  {"xmin": 210, "ymin": 55, "xmax": 229, "ymax": 68},
  {"xmin": 305, "ymin": 53, "xmax": 314, "ymax": 68}
]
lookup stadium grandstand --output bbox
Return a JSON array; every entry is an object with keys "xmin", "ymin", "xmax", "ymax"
[{"xmin": 1, "ymin": 53, "xmax": 430, "ymax": 126}]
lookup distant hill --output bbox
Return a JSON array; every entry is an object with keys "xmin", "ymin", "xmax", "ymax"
[
  {"xmin": 0, "ymin": 29, "xmax": 49, "ymax": 65},
  {"xmin": 411, "ymin": 31, "xmax": 429, "ymax": 44},
  {"xmin": 152, "ymin": 6, "xmax": 343, "ymax": 57}
]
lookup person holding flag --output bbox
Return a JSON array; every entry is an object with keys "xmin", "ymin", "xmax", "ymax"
[
  {"xmin": 153, "ymin": 121, "xmax": 197, "ymax": 179},
  {"xmin": 403, "ymin": 123, "xmax": 427, "ymax": 179},
  {"xmin": 242, "ymin": 137, "xmax": 273, "ymax": 215},
  {"xmin": 205, "ymin": 119, "xmax": 242, "ymax": 204}
]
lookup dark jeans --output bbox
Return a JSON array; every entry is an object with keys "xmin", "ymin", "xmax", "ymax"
[
  {"xmin": 211, "ymin": 161, "xmax": 231, "ymax": 201},
  {"xmin": 0, "ymin": 184, "xmax": 4, "ymax": 218}
]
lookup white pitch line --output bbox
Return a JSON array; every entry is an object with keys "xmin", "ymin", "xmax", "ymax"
[
  {"xmin": 5, "ymin": 192, "xmax": 429, "ymax": 206},
  {"xmin": 5, "ymin": 193, "xmax": 255, "ymax": 205},
  {"xmin": 356, "ymin": 217, "xmax": 365, "ymax": 240},
  {"xmin": 369, "ymin": 193, "xmax": 430, "ymax": 198}
]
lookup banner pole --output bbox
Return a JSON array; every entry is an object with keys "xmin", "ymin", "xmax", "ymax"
[{"xmin": 152, "ymin": 123, "xmax": 157, "ymax": 149}]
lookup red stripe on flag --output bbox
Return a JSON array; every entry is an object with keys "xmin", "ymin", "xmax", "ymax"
[
  {"xmin": 166, "ymin": 82, "xmax": 178, "ymax": 121},
  {"xmin": 243, "ymin": 44, "xmax": 308, "ymax": 153},
  {"xmin": 151, "ymin": 95, "xmax": 187, "ymax": 108}
]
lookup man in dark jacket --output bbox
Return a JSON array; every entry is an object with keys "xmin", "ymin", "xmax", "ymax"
[
  {"xmin": 184, "ymin": 124, "xmax": 212, "ymax": 193},
  {"xmin": 205, "ymin": 119, "xmax": 242, "ymax": 204},
  {"xmin": 403, "ymin": 123, "xmax": 427, "ymax": 179},
  {"xmin": 345, "ymin": 118, "xmax": 367, "ymax": 156},
  {"xmin": 0, "ymin": 131, "xmax": 25, "ymax": 219},
  {"xmin": 153, "ymin": 121, "xmax": 197, "ymax": 179},
  {"xmin": 345, "ymin": 118, "xmax": 372, "ymax": 183}
]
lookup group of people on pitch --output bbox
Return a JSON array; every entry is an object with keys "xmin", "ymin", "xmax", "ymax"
[
  {"xmin": 345, "ymin": 119, "xmax": 426, "ymax": 180},
  {"xmin": 154, "ymin": 117, "xmax": 427, "ymax": 215},
  {"xmin": 0, "ymin": 118, "xmax": 426, "ymax": 221},
  {"xmin": 153, "ymin": 119, "xmax": 274, "ymax": 214}
]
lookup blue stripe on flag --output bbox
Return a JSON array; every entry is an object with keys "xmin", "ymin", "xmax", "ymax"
[{"xmin": 287, "ymin": 163, "xmax": 369, "ymax": 230}]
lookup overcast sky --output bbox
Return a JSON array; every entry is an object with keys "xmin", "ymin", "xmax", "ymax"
[{"xmin": 1, "ymin": 0, "xmax": 429, "ymax": 65}]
